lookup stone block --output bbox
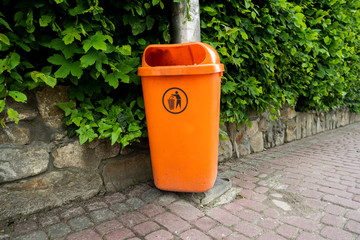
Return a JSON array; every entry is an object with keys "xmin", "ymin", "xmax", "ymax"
[
  {"xmin": 85, "ymin": 139, "xmax": 121, "ymax": 160},
  {"xmin": 0, "ymin": 92, "xmax": 39, "ymax": 123},
  {"xmin": 273, "ymin": 119, "xmax": 285, "ymax": 146},
  {"xmin": 3, "ymin": 124, "xmax": 31, "ymax": 145},
  {"xmin": 280, "ymin": 106, "xmax": 297, "ymax": 121},
  {"xmin": 246, "ymin": 120, "xmax": 258, "ymax": 138},
  {"xmin": 0, "ymin": 142, "xmax": 49, "ymax": 183},
  {"xmin": 259, "ymin": 117, "xmax": 268, "ymax": 132},
  {"xmin": 249, "ymin": 132, "xmax": 264, "ymax": 153},
  {"xmin": 306, "ymin": 113, "xmax": 312, "ymax": 137},
  {"xmin": 103, "ymin": 153, "xmax": 153, "ymax": 192},
  {"xmin": 264, "ymin": 119, "xmax": 274, "ymax": 148},
  {"xmin": 52, "ymin": 140, "xmax": 100, "ymax": 170},
  {"xmin": 35, "ymin": 86, "xmax": 70, "ymax": 128},
  {"xmin": 0, "ymin": 170, "xmax": 102, "ymax": 222},
  {"xmin": 285, "ymin": 120, "xmax": 297, "ymax": 143},
  {"xmin": 218, "ymin": 137, "xmax": 233, "ymax": 162},
  {"xmin": 235, "ymin": 125, "xmax": 250, "ymax": 156},
  {"xmin": 0, "ymin": 128, "xmax": 10, "ymax": 145},
  {"xmin": 296, "ymin": 115, "xmax": 302, "ymax": 139}
]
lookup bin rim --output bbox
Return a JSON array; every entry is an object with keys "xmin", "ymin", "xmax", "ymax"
[{"xmin": 137, "ymin": 42, "xmax": 224, "ymax": 76}]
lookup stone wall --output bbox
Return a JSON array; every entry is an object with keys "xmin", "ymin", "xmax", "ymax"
[
  {"xmin": 1, "ymin": 86, "xmax": 359, "ymax": 222},
  {"xmin": 218, "ymin": 105, "xmax": 360, "ymax": 160},
  {"xmin": 0, "ymin": 86, "xmax": 153, "ymax": 222}
]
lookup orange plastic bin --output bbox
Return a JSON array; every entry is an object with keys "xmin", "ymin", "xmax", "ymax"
[{"xmin": 138, "ymin": 42, "xmax": 224, "ymax": 192}]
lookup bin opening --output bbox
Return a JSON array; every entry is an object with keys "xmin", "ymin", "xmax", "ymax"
[{"xmin": 144, "ymin": 43, "xmax": 206, "ymax": 67}]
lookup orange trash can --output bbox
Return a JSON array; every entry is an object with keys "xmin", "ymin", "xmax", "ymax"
[{"xmin": 138, "ymin": 42, "xmax": 224, "ymax": 192}]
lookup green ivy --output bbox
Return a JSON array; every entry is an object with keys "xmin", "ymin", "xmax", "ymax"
[
  {"xmin": 200, "ymin": 0, "xmax": 360, "ymax": 124},
  {"xmin": 0, "ymin": 0, "xmax": 170, "ymax": 146},
  {"xmin": 0, "ymin": 0, "xmax": 359, "ymax": 147}
]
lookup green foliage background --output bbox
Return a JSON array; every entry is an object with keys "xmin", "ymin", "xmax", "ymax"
[{"xmin": 0, "ymin": 0, "xmax": 359, "ymax": 147}]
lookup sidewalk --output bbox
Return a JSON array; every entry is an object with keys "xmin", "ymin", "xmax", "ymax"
[{"xmin": 1, "ymin": 122, "xmax": 360, "ymax": 240}]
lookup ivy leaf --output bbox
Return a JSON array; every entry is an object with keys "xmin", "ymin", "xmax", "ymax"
[
  {"xmin": 131, "ymin": 22, "xmax": 146, "ymax": 36},
  {"xmin": 0, "ymin": 17, "xmax": 12, "ymax": 31},
  {"xmin": 0, "ymin": 100, "xmax": 5, "ymax": 113},
  {"xmin": 39, "ymin": 15, "xmax": 52, "ymax": 27},
  {"xmin": 47, "ymin": 54, "xmax": 66, "ymax": 65},
  {"xmin": 77, "ymin": 125, "xmax": 98, "ymax": 144},
  {"xmin": 105, "ymin": 72, "xmax": 120, "ymax": 89},
  {"xmin": 70, "ymin": 61, "xmax": 83, "ymax": 78},
  {"xmin": 7, "ymin": 108, "xmax": 19, "ymax": 124},
  {"xmin": 0, "ymin": 33, "xmax": 10, "ymax": 45},
  {"xmin": 117, "ymin": 45, "xmax": 131, "ymax": 56},
  {"xmin": 111, "ymin": 125, "xmax": 122, "ymax": 145},
  {"xmin": 8, "ymin": 52, "xmax": 20, "ymax": 70},
  {"xmin": 8, "ymin": 91, "xmax": 27, "ymax": 103},
  {"xmin": 82, "ymin": 31, "xmax": 113, "ymax": 52},
  {"xmin": 146, "ymin": 16, "xmax": 155, "ymax": 30},
  {"xmin": 80, "ymin": 49, "xmax": 98, "ymax": 67},
  {"xmin": 62, "ymin": 27, "xmax": 82, "ymax": 45}
]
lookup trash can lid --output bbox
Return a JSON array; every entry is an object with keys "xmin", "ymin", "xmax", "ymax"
[{"xmin": 138, "ymin": 42, "xmax": 224, "ymax": 76}]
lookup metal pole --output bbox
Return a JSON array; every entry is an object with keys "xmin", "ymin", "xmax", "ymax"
[{"xmin": 171, "ymin": 0, "xmax": 201, "ymax": 43}]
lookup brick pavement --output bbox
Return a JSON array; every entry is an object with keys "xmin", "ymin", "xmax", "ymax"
[{"xmin": 1, "ymin": 122, "xmax": 360, "ymax": 240}]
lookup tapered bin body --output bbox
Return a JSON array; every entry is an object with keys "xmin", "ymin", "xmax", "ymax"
[{"xmin": 138, "ymin": 42, "xmax": 224, "ymax": 192}]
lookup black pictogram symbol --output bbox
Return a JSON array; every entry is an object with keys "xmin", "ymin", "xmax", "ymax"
[{"xmin": 162, "ymin": 88, "xmax": 188, "ymax": 114}]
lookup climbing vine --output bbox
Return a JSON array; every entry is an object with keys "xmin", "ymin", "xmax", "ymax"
[{"xmin": 0, "ymin": 0, "xmax": 359, "ymax": 147}]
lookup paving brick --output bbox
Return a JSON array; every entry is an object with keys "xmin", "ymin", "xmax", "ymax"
[
  {"xmin": 224, "ymin": 232, "xmax": 250, "ymax": 240},
  {"xmin": 236, "ymin": 209, "xmax": 261, "ymax": 223},
  {"xmin": 258, "ymin": 218, "xmax": 279, "ymax": 229},
  {"xmin": 193, "ymin": 217, "xmax": 217, "ymax": 231},
  {"xmin": 353, "ymin": 195, "xmax": 360, "ymax": 202},
  {"xmin": 223, "ymin": 201, "xmax": 244, "ymax": 214},
  {"xmin": 324, "ymin": 204, "xmax": 345, "ymax": 215},
  {"xmin": 13, "ymin": 231, "xmax": 48, "ymax": 240},
  {"xmin": 85, "ymin": 201, "xmax": 108, "ymax": 212},
  {"xmin": 139, "ymin": 203, "xmax": 165, "ymax": 218},
  {"xmin": 180, "ymin": 229, "xmax": 211, "ymax": 240},
  {"xmin": 301, "ymin": 189, "xmax": 323, "ymax": 199},
  {"xmin": 13, "ymin": 221, "xmax": 38, "ymax": 235},
  {"xmin": 157, "ymin": 193, "xmax": 178, "ymax": 206},
  {"xmin": 68, "ymin": 216, "xmax": 94, "ymax": 231},
  {"xmin": 250, "ymin": 193, "xmax": 268, "ymax": 202},
  {"xmin": 257, "ymin": 232, "xmax": 286, "ymax": 240},
  {"xmin": 154, "ymin": 212, "xmax": 191, "ymax": 234},
  {"xmin": 109, "ymin": 202, "xmax": 130, "ymax": 215},
  {"xmin": 119, "ymin": 211, "xmax": 148, "ymax": 228},
  {"xmin": 141, "ymin": 188, "xmax": 163, "ymax": 203},
  {"xmin": 322, "ymin": 195, "xmax": 360, "ymax": 209},
  {"xmin": 145, "ymin": 229, "xmax": 174, "ymax": 240},
  {"xmin": 47, "ymin": 222, "xmax": 71, "ymax": 239},
  {"xmin": 105, "ymin": 192, "xmax": 126, "ymax": 205},
  {"xmin": 60, "ymin": 206, "xmax": 85, "ymax": 220},
  {"xmin": 276, "ymin": 224, "xmax": 298, "ymax": 238},
  {"xmin": 206, "ymin": 207, "xmax": 240, "ymax": 227},
  {"xmin": 320, "ymin": 226, "xmax": 353, "ymax": 240},
  {"xmin": 341, "ymin": 180, "xmax": 356, "ymax": 187},
  {"xmin": 297, "ymin": 232, "xmax": 326, "ymax": 240},
  {"xmin": 254, "ymin": 186, "xmax": 269, "ymax": 194},
  {"xmin": 104, "ymin": 228, "xmax": 134, "ymax": 240},
  {"xmin": 168, "ymin": 200, "xmax": 204, "ymax": 221},
  {"xmin": 67, "ymin": 229, "xmax": 102, "ymax": 240},
  {"xmin": 319, "ymin": 187, "xmax": 353, "ymax": 199},
  {"xmin": 344, "ymin": 220, "xmax": 360, "ymax": 234},
  {"xmin": 280, "ymin": 216, "xmax": 320, "ymax": 232},
  {"xmin": 320, "ymin": 214, "xmax": 344, "ymax": 227},
  {"xmin": 345, "ymin": 210, "xmax": 360, "ymax": 222},
  {"xmin": 233, "ymin": 222, "xmax": 262, "ymax": 238},
  {"xmin": 126, "ymin": 197, "xmax": 146, "ymax": 210},
  {"xmin": 348, "ymin": 187, "xmax": 360, "ymax": 195},
  {"xmin": 238, "ymin": 189, "xmax": 254, "ymax": 199},
  {"xmin": 232, "ymin": 178, "xmax": 256, "ymax": 189},
  {"xmin": 39, "ymin": 215, "xmax": 60, "ymax": 227},
  {"xmin": 317, "ymin": 180, "xmax": 347, "ymax": 190},
  {"xmin": 208, "ymin": 226, "xmax": 232, "ymax": 239},
  {"xmin": 235, "ymin": 174, "xmax": 260, "ymax": 183},
  {"xmin": 264, "ymin": 208, "xmax": 280, "ymax": 219},
  {"xmin": 94, "ymin": 219, "xmax": 123, "ymax": 235},
  {"xmin": 305, "ymin": 199, "xmax": 325, "ymax": 210},
  {"xmin": 89, "ymin": 208, "xmax": 116, "ymax": 224},
  {"xmin": 236, "ymin": 198, "xmax": 267, "ymax": 212},
  {"xmin": 133, "ymin": 221, "xmax": 160, "ymax": 236}
]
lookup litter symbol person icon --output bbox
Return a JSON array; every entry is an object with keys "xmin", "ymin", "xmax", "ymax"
[{"xmin": 163, "ymin": 88, "xmax": 188, "ymax": 114}]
